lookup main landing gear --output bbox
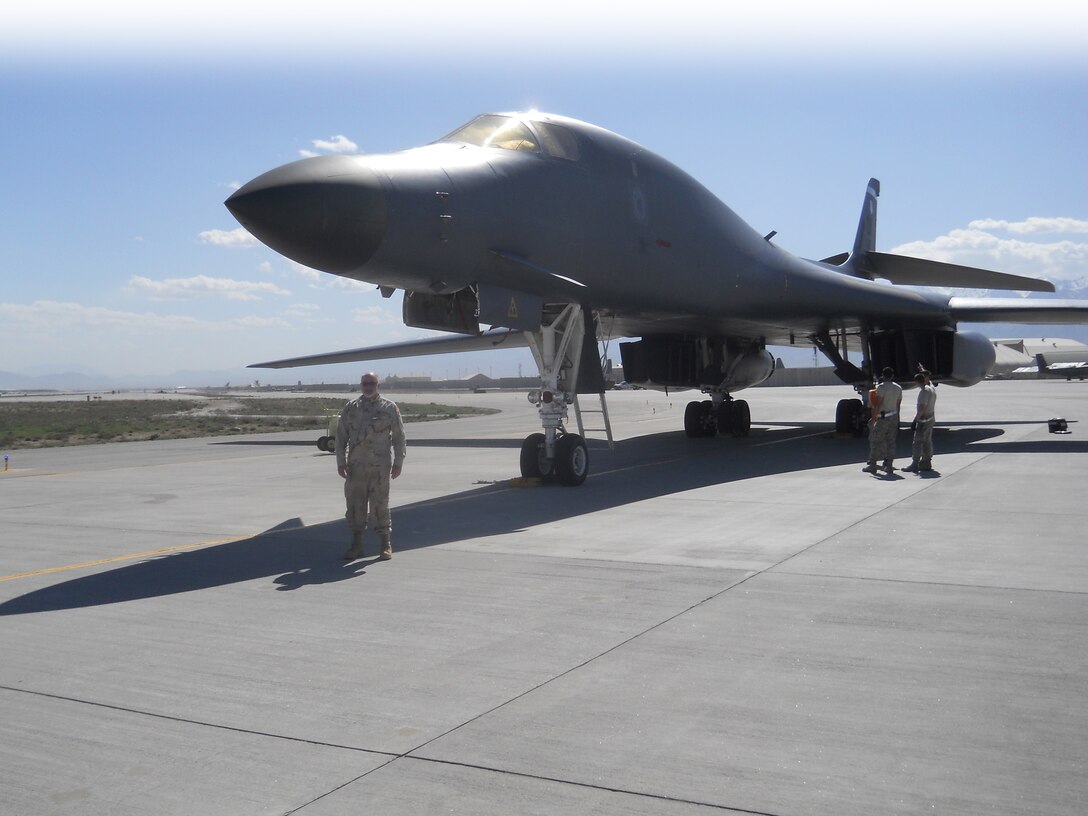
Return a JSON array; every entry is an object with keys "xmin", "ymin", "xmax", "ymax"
[
  {"xmin": 834, "ymin": 397, "xmax": 868, "ymax": 436},
  {"xmin": 683, "ymin": 395, "xmax": 751, "ymax": 438}
]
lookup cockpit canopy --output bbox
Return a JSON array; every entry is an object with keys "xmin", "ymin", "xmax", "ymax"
[{"xmin": 439, "ymin": 114, "xmax": 581, "ymax": 161}]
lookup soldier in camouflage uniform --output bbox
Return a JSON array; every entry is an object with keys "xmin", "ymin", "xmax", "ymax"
[
  {"xmin": 335, "ymin": 373, "xmax": 406, "ymax": 561},
  {"xmin": 904, "ymin": 369, "xmax": 937, "ymax": 473},
  {"xmin": 863, "ymin": 366, "xmax": 902, "ymax": 474}
]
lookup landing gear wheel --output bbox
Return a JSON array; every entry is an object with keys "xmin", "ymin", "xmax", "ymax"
[
  {"xmin": 685, "ymin": 400, "xmax": 718, "ymax": 437},
  {"xmin": 684, "ymin": 401, "xmax": 705, "ymax": 437},
  {"xmin": 323, "ymin": 436, "xmax": 336, "ymax": 452},
  {"xmin": 716, "ymin": 402, "xmax": 734, "ymax": 436},
  {"xmin": 835, "ymin": 398, "xmax": 866, "ymax": 436},
  {"xmin": 520, "ymin": 433, "xmax": 551, "ymax": 478},
  {"xmin": 731, "ymin": 399, "xmax": 751, "ymax": 437},
  {"xmin": 316, "ymin": 435, "xmax": 329, "ymax": 451},
  {"xmin": 554, "ymin": 434, "xmax": 589, "ymax": 486}
]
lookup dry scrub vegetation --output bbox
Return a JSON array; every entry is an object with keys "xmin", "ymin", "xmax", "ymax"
[{"xmin": 0, "ymin": 397, "xmax": 497, "ymax": 449}]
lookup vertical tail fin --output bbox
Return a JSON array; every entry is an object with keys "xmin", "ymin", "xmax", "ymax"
[{"xmin": 845, "ymin": 178, "xmax": 880, "ymax": 279}]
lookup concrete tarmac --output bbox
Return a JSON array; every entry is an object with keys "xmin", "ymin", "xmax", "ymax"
[{"xmin": 1, "ymin": 380, "xmax": 1086, "ymax": 815}]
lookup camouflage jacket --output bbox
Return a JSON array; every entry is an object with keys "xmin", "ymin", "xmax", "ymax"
[{"xmin": 335, "ymin": 395, "xmax": 406, "ymax": 470}]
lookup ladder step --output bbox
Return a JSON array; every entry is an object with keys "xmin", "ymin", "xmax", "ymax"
[{"xmin": 573, "ymin": 391, "xmax": 615, "ymax": 450}]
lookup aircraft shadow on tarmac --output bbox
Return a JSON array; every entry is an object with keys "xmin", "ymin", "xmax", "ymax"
[
  {"xmin": 3, "ymin": 422, "xmax": 1084, "ymax": 616},
  {"xmin": 212, "ymin": 439, "xmax": 324, "ymax": 447},
  {"xmin": 213, "ymin": 438, "xmax": 524, "ymax": 450}
]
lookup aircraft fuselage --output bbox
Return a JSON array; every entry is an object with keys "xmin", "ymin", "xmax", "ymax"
[{"xmin": 227, "ymin": 113, "xmax": 944, "ymax": 345}]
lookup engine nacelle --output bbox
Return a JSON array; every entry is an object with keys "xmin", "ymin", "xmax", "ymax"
[
  {"xmin": 723, "ymin": 348, "xmax": 776, "ymax": 390},
  {"xmin": 947, "ymin": 330, "xmax": 997, "ymax": 386},
  {"xmin": 619, "ymin": 336, "xmax": 774, "ymax": 392},
  {"xmin": 866, "ymin": 327, "xmax": 996, "ymax": 387}
]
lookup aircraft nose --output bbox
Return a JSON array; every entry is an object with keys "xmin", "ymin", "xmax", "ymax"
[{"xmin": 225, "ymin": 155, "xmax": 385, "ymax": 274}]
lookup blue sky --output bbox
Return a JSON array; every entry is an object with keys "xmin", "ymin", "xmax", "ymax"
[{"xmin": 2, "ymin": 2, "xmax": 1086, "ymax": 385}]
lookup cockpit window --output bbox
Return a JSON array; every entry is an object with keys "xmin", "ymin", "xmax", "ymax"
[
  {"xmin": 441, "ymin": 115, "xmax": 540, "ymax": 153},
  {"xmin": 534, "ymin": 123, "xmax": 580, "ymax": 161}
]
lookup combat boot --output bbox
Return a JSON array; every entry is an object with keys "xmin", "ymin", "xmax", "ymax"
[
  {"xmin": 903, "ymin": 460, "xmax": 920, "ymax": 473},
  {"xmin": 919, "ymin": 460, "xmax": 933, "ymax": 472},
  {"xmin": 344, "ymin": 531, "xmax": 364, "ymax": 560},
  {"xmin": 379, "ymin": 534, "xmax": 392, "ymax": 561},
  {"xmin": 882, "ymin": 459, "xmax": 896, "ymax": 472},
  {"xmin": 862, "ymin": 461, "xmax": 879, "ymax": 474}
]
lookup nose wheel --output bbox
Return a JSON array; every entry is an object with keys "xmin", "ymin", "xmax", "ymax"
[{"xmin": 520, "ymin": 432, "xmax": 588, "ymax": 486}]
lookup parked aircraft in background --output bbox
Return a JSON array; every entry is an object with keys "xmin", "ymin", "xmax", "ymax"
[
  {"xmin": 226, "ymin": 111, "xmax": 1088, "ymax": 484},
  {"xmin": 991, "ymin": 338, "xmax": 1088, "ymax": 379}
]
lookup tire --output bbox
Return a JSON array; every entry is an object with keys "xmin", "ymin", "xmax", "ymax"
[
  {"xmin": 316, "ymin": 435, "xmax": 329, "ymax": 451},
  {"xmin": 323, "ymin": 436, "xmax": 337, "ymax": 452},
  {"xmin": 731, "ymin": 400, "xmax": 751, "ymax": 437},
  {"xmin": 520, "ymin": 433, "xmax": 549, "ymax": 478},
  {"xmin": 684, "ymin": 401, "xmax": 704, "ymax": 437},
  {"xmin": 716, "ymin": 402, "xmax": 734, "ymax": 436},
  {"xmin": 555, "ymin": 434, "xmax": 589, "ymax": 486},
  {"xmin": 835, "ymin": 398, "xmax": 866, "ymax": 436}
]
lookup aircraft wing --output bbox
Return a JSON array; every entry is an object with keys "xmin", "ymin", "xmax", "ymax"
[
  {"xmin": 947, "ymin": 297, "xmax": 1088, "ymax": 324},
  {"xmin": 249, "ymin": 328, "xmax": 529, "ymax": 369},
  {"xmin": 866, "ymin": 252, "xmax": 1056, "ymax": 292}
]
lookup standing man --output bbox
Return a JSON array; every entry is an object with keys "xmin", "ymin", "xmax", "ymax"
[
  {"xmin": 863, "ymin": 366, "xmax": 903, "ymax": 474},
  {"xmin": 904, "ymin": 369, "xmax": 937, "ymax": 473},
  {"xmin": 336, "ymin": 373, "xmax": 406, "ymax": 561}
]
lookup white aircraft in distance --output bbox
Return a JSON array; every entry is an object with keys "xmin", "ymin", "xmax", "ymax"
[
  {"xmin": 992, "ymin": 338, "xmax": 1088, "ymax": 379},
  {"xmin": 226, "ymin": 111, "xmax": 1088, "ymax": 484}
]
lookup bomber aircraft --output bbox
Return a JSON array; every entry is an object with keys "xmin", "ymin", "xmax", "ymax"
[{"xmin": 226, "ymin": 111, "xmax": 1088, "ymax": 485}]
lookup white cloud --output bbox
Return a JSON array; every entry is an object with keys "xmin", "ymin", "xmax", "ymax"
[
  {"xmin": 289, "ymin": 262, "xmax": 323, "ymax": 282},
  {"xmin": 284, "ymin": 303, "xmax": 334, "ymax": 324},
  {"xmin": 232, "ymin": 315, "xmax": 293, "ymax": 329},
  {"xmin": 325, "ymin": 276, "xmax": 374, "ymax": 292},
  {"xmin": 300, "ymin": 135, "xmax": 358, "ymax": 158},
  {"xmin": 0, "ymin": 300, "xmax": 297, "ymax": 374},
  {"xmin": 0, "ymin": 300, "xmax": 205, "ymax": 333},
  {"xmin": 0, "ymin": 300, "xmax": 287, "ymax": 342},
  {"xmin": 353, "ymin": 305, "xmax": 400, "ymax": 325},
  {"xmin": 198, "ymin": 227, "xmax": 257, "ymax": 247},
  {"xmin": 967, "ymin": 217, "xmax": 1088, "ymax": 235},
  {"xmin": 127, "ymin": 275, "xmax": 291, "ymax": 301}
]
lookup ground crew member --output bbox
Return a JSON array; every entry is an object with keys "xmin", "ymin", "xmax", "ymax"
[
  {"xmin": 335, "ymin": 373, "xmax": 406, "ymax": 561},
  {"xmin": 904, "ymin": 369, "xmax": 937, "ymax": 473},
  {"xmin": 863, "ymin": 366, "xmax": 902, "ymax": 474}
]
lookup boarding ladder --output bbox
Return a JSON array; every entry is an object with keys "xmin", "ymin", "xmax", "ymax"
[{"xmin": 573, "ymin": 391, "xmax": 614, "ymax": 450}]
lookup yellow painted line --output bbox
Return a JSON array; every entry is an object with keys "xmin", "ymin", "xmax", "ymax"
[{"xmin": 0, "ymin": 535, "xmax": 250, "ymax": 583}]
